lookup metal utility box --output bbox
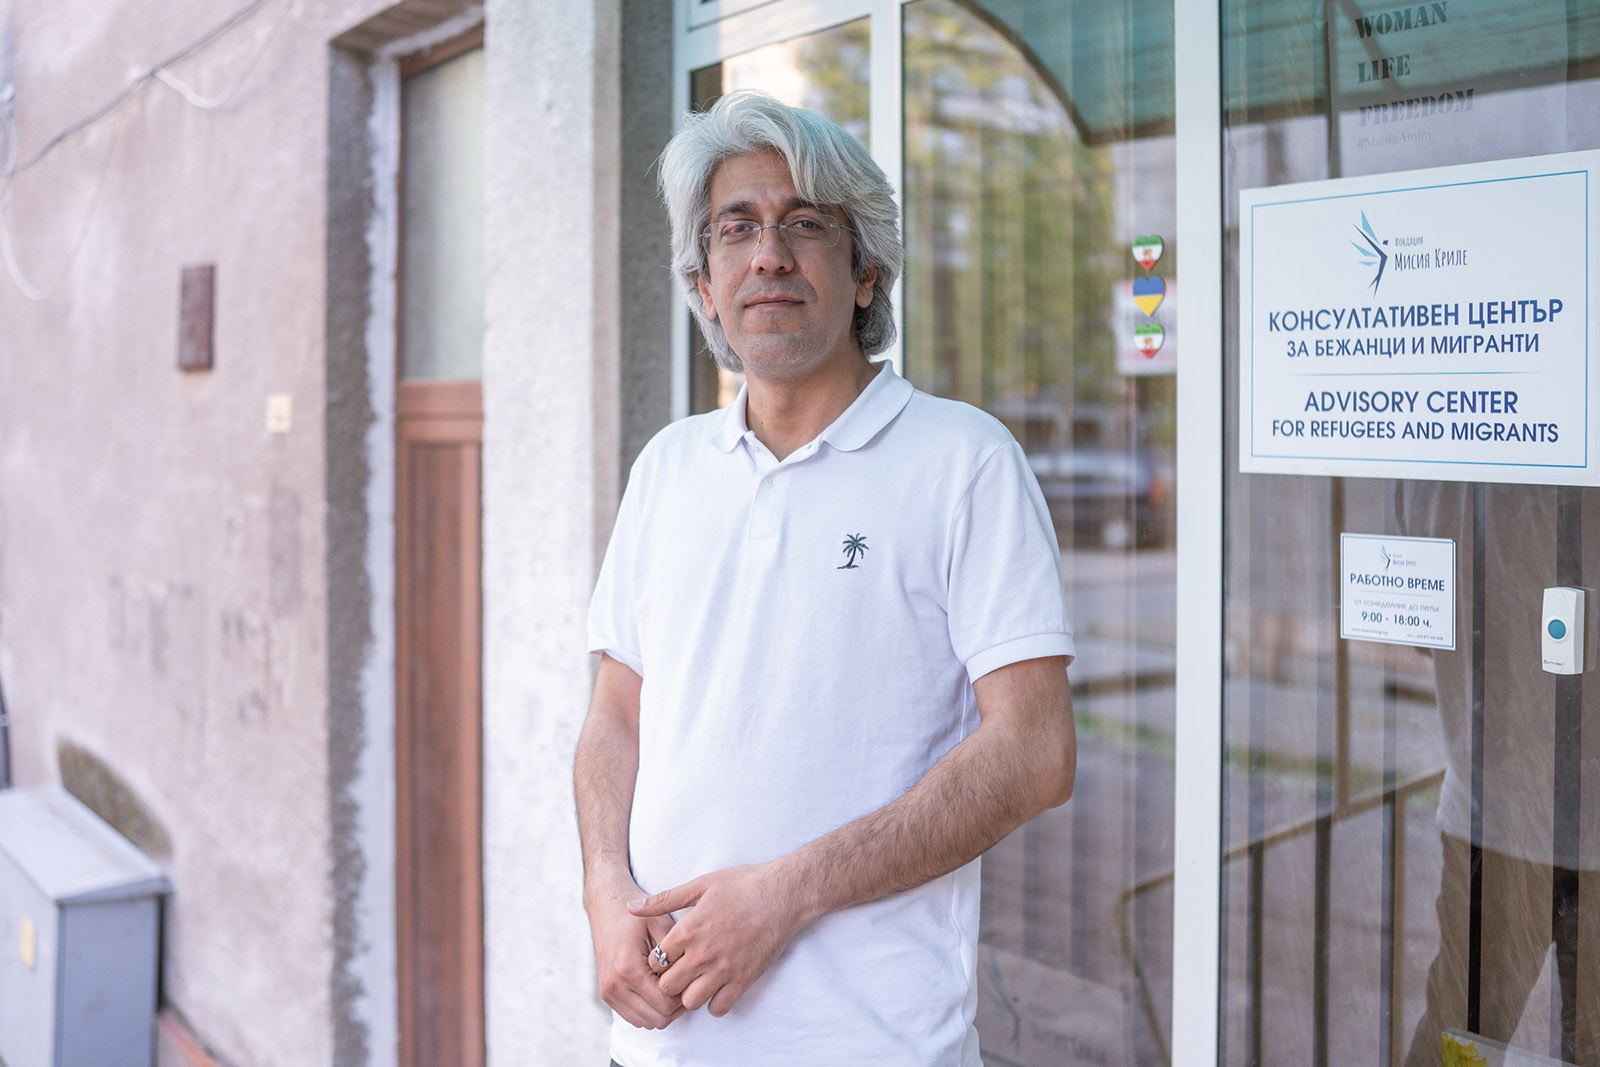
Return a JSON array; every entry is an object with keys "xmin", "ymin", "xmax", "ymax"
[{"xmin": 0, "ymin": 785, "xmax": 170, "ymax": 1067}]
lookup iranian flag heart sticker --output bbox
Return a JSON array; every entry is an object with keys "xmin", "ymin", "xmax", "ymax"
[
  {"xmin": 1132, "ymin": 235, "xmax": 1163, "ymax": 271},
  {"xmin": 1132, "ymin": 275, "xmax": 1165, "ymax": 316},
  {"xmin": 1134, "ymin": 322, "xmax": 1165, "ymax": 358}
]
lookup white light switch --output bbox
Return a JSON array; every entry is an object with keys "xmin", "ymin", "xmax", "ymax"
[
  {"xmin": 19, "ymin": 912, "xmax": 35, "ymax": 969},
  {"xmin": 266, "ymin": 393, "xmax": 293, "ymax": 434},
  {"xmin": 1542, "ymin": 586, "xmax": 1585, "ymax": 675}
]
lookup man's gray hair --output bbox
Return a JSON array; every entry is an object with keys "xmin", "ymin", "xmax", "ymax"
[{"xmin": 658, "ymin": 90, "xmax": 903, "ymax": 373}]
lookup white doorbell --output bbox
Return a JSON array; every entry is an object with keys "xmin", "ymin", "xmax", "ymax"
[{"xmin": 1542, "ymin": 586, "xmax": 1586, "ymax": 675}]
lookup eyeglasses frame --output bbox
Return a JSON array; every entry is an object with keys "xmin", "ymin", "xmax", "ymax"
[{"xmin": 698, "ymin": 216, "xmax": 855, "ymax": 259}]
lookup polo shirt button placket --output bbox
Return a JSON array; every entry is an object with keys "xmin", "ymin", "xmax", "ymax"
[{"xmin": 750, "ymin": 464, "xmax": 785, "ymax": 543}]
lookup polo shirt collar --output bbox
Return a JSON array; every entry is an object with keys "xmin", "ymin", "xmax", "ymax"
[
  {"xmin": 816, "ymin": 361, "xmax": 914, "ymax": 451},
  {"xmin": 708, "ymin": 384, "xmax": 753, "ymax": 452},
  {"xmin": 706, "ymin": 360, "xmax": 914, "ymax": 454}
]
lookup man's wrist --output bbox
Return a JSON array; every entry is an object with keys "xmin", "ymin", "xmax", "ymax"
[
  {"xmin": 768, "ymin": 850, "xmax": 829, "ymax": 926},
  {"xmin": 582, "ymin": 862, "xmax": 638, "ymax": 909}
]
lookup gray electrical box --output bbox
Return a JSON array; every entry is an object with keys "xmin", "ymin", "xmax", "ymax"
[{"xmin": 0, "ymin": 785, "xmax": 170, "ymax": 1067}]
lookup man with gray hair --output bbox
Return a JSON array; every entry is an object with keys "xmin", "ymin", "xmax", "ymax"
[{"xmin": 575, "ymin": 90, "xmax": 1076, "ymax": 1066}]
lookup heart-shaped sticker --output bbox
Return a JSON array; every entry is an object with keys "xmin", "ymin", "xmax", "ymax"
[
  {"xmin": 1134, "ymin": 322, "xmax": 1165, "ymax": 358},
  {"xmin": 1132, "ymin": 275, "xmax": 1166, "ymax": 316},
  {"xmin": 1132, "ymin": 235, "xmax": 1164, "ymax": 271}
]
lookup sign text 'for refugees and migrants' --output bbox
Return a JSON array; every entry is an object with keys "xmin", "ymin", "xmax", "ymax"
[{"xmin": 1240, "ymin": 151, "xmax": 1600, "ymax": 485}]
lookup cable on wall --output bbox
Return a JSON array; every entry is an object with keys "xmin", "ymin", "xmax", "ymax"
[
  {"xmin": 0, "ymin": 105, "xmax": 126, "ymax": 301},
  {"xmin": 0, "ymin": 0, "xmax": 294, "ymax": 300},
  {"xmin": 2, "ymin": 0, "xmax": 283, "ymax": 179},
  {"xmin": 152, "ymin": 0, "xmax": 294, "ymax": 112}
]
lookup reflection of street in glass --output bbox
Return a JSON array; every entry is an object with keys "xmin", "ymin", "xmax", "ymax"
[
  {"xmin": 1210, "ymin": 483, "xmax": 1599, "ymax": 1067},
  {"xmin": 898, "ymin": 0, "xmax": 1179, "ymax": 1060},
  {"xmin": 1397, "ymin": 484, "xmax": 1599, "ymax": 1067},
  {"xmin": 979, "ymin": 549, "xmax": 1177, "ymax": 1066},
  {"xmin": 1218, "ymin": 663, "xmax": 1445, "ymax": 1065},
  {"xmin": 1029, "ymin": 445, "xmax": 1173, "ymax": 552},
  {"xmin": 989, "ymin": 395, "xmax": 1175, "ymax": 553}
]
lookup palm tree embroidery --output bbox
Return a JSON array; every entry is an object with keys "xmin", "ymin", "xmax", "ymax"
[{"xmin": 838, "ymin": 533, "xmax": 869, "ymax": 569}]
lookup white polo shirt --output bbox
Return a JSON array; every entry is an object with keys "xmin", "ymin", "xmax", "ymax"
[{"xmin": 588, "ymin": 362, "xmax": 1073, "ymax": 1067}]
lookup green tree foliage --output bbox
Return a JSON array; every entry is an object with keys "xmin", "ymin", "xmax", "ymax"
[{"xmin": 903, "ymin": 0, "xmax": 1123, "ymax": 423}]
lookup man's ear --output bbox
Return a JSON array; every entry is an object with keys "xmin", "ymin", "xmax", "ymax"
[
  {"xmin": 854, "ymin": 262, "xmax": 877, "ymax": 309},
  {"xmin": 696, "ymin": 271, "xmax": 718, "ymax": 321}
]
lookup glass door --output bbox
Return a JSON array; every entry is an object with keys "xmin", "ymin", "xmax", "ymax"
[
  {"xmin": 1219, "ymin": 4, "xmax": 1600, "ymax": 1065},
  {"xmin": 902, "ymin": 3, "xmax": 1178, "ymax": 1064}
]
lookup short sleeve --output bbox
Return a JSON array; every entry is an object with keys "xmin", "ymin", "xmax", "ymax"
[
  {"xmin": 587, "ymin": 468, "xmax": 645, "ymax": 676},
  {"xmin": 946, "ymin": 441, "xmax": 1075, "ymax": 681}
]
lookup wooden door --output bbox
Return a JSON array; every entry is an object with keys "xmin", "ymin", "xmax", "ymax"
[{"xmin": 395, "ymin": 379, "xmax": 483, "ymax": 1067}]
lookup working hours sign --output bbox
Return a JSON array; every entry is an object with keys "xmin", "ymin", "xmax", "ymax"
[{"xmin": 1239, "ymin": 151, "xmax": 1600, "ymax": 485}]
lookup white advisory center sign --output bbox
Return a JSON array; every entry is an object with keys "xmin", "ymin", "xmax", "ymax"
[{"xmin": 1241, "ymin": 151, "xmax": 1600, "ymax": 485}]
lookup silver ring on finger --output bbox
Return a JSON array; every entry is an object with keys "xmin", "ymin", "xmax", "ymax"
[{"xmin": 651, "ymin": 943, "xmax": 671, "ymax": 970}]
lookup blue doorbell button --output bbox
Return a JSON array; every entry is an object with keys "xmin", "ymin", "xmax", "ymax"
[{"xmin": 1542, "ymin": 587, "xmax": 1585, "ymax": 675}]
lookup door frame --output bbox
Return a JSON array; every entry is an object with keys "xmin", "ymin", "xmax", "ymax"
[{"xmin": 1170, "ymin": 2, "xmax": 1225, "ymax": 1062}]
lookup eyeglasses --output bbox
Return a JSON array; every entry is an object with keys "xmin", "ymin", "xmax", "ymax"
[{"xmin": 700, "ymin": 213, "xmax": 852, "ymax": 256}]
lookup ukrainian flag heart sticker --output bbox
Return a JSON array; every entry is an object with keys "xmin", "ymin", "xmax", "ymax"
[
  {"xmin": 1132, "ymin": 275, "xmax": 1165, "ymax": 316},
  {"xmin": 1134, "ymin": 322, "xmax": 1165, "ymax": 358},
  {"xmin": 1132, "ymin": 235, "xmax": 1163, "ymax": 271}
]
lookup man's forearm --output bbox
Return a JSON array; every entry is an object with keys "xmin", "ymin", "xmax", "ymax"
[
  {"xmin": 575, "ymin": 722, "xmax": 636, "ymax": 895},
  {"xmin": 575, "ymin": 655, "xmax": 644, "ymax": 898},
  {"xmin": 575, "ymin": 656, "xmax": 686, "ymax": 1030},
  {"xmin": 778, "ymin": 659, "xmax": 1074, "ymax": 924}
]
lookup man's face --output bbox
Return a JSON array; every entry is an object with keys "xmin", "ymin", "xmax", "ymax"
[{"xmin": 696, "ymin": 150, "xmax": 877, "ymax": 384}]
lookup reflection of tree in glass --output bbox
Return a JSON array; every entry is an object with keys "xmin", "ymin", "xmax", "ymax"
[
  {"xmin": 795, "ymin": 21, "xmax": 872, "ymax": 148},
  {"xmin": 716, "ymin": 19, "xmax": 870, "ymax": 143},
  {"xmin": 903, "ymin": 0, "xmax": 1123, "ymax": 433}
]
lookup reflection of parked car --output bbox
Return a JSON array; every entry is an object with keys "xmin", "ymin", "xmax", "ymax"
[
  {"xmin": 989, "ymin": 394, "xmax": 1172, "ymax": 550},
  {"xmin": 1026, "ymin": 445, "xmax": 1171, "ymax": 550}
]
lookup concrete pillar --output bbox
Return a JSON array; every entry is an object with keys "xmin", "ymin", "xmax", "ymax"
[{"xmin": 481, "ymin": 0, "xmax": 632, "ymax": 1060}]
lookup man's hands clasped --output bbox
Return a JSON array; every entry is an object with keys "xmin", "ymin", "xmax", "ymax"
[
  {"xmin": 586, "ymin": 874, "xmax": 684, "ymax": 1030},
  {"xmin": 630, "ymin": 861, "xmax": 809, "ymax": 1019}
]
